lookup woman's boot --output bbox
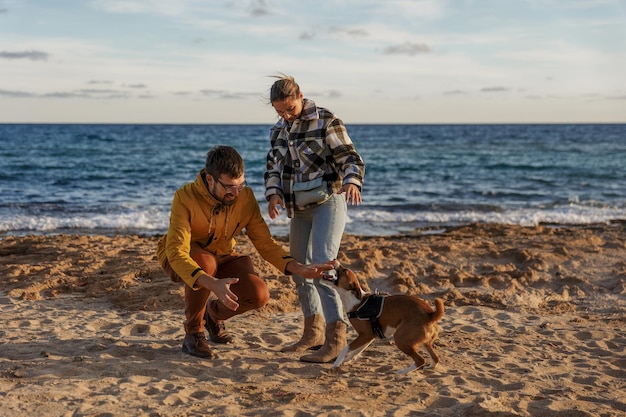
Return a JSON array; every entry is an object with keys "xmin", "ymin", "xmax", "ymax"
[
  {"xmin": 299, "ymin": 321, "xmax": 347, "ymax": 363},
  {"xmin": 280, "ymin": 314, "xmax": 325, "ymax": 352}
]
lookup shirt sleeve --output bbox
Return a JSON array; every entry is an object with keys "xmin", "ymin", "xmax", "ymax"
[
  {"xmin": 325, "ymin": 118, "xmax": 365, "ymax": 188},
  {"xmin": 264, "ymin": 126, "xmax": 287, "ymax": 201},
  {"xmin": 163, "ymin": 191, "xmax": 204, "ymax": 288}
]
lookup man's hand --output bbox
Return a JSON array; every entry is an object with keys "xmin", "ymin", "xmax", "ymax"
[
  {"xmin": 196, "ymin": 274, "xmax": 240, "ymax": 311},
  {"xmin": 286, "ymin": 260, "xmax": 335, "ymax": 278}
]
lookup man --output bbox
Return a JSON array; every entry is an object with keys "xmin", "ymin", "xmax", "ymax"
[{"xmin": 157, "ymin": 145, "xmax": 333, "ymax": 359}]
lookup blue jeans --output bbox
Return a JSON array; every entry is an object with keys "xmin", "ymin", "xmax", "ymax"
[{"xmin": 289, "ymin": 193, "xmax": 348, "ymax": 324}]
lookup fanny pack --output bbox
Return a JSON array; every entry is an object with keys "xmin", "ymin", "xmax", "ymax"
[{"xmin": 293, "ymin": 177, "xmax": 331, "ymax": 208}]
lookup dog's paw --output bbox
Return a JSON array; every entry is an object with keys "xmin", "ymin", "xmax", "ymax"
[
  {"xmin": 326, "ymin": 366, "xmax": 342, "ymax": 375},
  {"xmin": 397, "ymin": 364, "xmax": 418, "ymax": 374}
]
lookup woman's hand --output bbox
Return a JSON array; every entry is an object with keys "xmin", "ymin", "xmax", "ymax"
[
  {"xmin": 268, "ymin": 194, "xmax": 285, "ymax": 219},
  {"xmin": 339, "ymin": 183, "xmax": 362, "ymax": 205}
]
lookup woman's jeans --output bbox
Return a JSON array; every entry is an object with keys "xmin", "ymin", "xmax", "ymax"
[{"xmin": 289, "ymin": 193, "xmax": 347, "ymax": 324}]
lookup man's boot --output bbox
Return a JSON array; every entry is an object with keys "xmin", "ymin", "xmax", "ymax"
[
  {"xmin": 204, "ymin": 300, "xmax": 234, "ymax": 344},
  {"xmin": 181, "ymin": 332, "xmax": 214, "ymax": 359},
  {"xmin": 281, "ymin": 314, "xmax": 325, "ymax": 352},
  {"xmin": 299, "ymin": 321, "xmax": 347, "ymax": 363}
]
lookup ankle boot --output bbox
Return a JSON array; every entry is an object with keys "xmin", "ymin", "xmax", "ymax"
[
  {"xmin": 204, "ymin": 301, "xmax": 234, "ymax": 344},
  {"xmin": 181, "ymin": 332, "xmax": 214, "ymax": 359},
  {"xmin": 281, "ymin": 314, "xmax": 325, "ymax": 352},
  {"xmin": 299, "ymin": 321, "xmax": 347, "ymax": 363}
]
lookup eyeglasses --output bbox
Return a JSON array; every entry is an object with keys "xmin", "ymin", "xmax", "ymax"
[{"xmin": 213, "ymin": 176, "xmax": 248, "ymax": 193}]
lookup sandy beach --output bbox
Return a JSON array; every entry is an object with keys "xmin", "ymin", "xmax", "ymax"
[{"xmin": 1, "ymin": 223, "xmax": 624, "ymax": 416}]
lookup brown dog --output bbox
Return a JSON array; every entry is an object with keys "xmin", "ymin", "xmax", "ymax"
[{"xmin": 326, "ymin": 261, "xmax": 444, "ymax": 374}]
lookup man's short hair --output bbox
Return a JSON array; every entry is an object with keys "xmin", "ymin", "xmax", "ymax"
[{"xmin": 205, "ymin": 145, "xmax": 245, "ymax": 179}]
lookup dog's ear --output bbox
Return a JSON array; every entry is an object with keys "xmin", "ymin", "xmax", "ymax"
[
  {"xmin": 345, "ymin": 268, "xmax": 358, "ymax": 282},
  {"xmin": 344, "ymin": 269, "xmax": 364, "ymax": 299}
]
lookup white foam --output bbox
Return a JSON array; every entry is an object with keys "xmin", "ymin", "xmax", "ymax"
[
  {"xmin": 1, "ymin": 204, "xmax": 624, "ymax": 236},
  {"xmin": 0, "ymin": 210, "xmax": 170, "ymax": 234}
]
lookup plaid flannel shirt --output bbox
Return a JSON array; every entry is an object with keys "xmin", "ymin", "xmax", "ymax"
[{"xmin": 264, "ymin": 98, "xmax": 365, "ymax": 218}]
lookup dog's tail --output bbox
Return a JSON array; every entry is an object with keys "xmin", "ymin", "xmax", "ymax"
[{"xmin": 430, "ymin": 299, "xmax": 445, "ymax": 323}]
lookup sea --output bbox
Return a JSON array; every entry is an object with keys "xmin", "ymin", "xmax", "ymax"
[{"xmin": 1, "ymin": 123, "xmax": 625, "ymax": 237}]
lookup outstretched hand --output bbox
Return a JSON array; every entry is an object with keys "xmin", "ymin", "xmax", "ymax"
[
  {"xmin": 287, "ymin": 260, "xmax": 335, "ymax": 278},
  {"xmin": 196, "ymin": 274, "xmax": 240, "ymax": 311}
]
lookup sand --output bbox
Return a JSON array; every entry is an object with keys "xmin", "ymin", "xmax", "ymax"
[{"xmin": 0, "ymin": 223, "xmax": 624, "ymax": 416}]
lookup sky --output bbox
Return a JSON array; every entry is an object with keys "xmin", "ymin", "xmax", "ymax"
[{"xmin": 1, "ymin": 0, "xmax": 625, "ymax": 124}]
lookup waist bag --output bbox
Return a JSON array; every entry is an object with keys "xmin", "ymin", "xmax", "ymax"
[{"xmin": 293, "ymin": 177, "xmax": 331, "ymax": 208}]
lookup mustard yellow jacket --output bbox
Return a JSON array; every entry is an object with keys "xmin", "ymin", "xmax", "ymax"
[{"xmin": 157, "ymin": 170, "xmax": 294, "ymax": 288}]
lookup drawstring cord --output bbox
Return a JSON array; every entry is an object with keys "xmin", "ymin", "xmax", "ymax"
[
  {"xmin": 202, "ymin": 173, "xmax": 231, "ymax": 240},
  {"xmin": 207, "ymin": 203, "xmax": 230, "ymax": 240}
]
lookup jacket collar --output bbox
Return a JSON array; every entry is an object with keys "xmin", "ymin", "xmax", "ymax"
[
  {"xmin": 299, "ymin": 98, "xmax": 319, "ymax": 122},
  {"xmin": 275, "ymin": 98, "xmax": 319, "ymax": 129},
  {"xmin": 194, "ymin": 170, "xmax": 226, "ymax": 212}
]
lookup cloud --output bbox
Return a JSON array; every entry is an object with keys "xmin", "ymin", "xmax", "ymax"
[
  {"xmin": 481, "ymin": 86, "xmax": 511, "ymax": 93},
  {"xmin": 0, "ymin": 89, "xmax": 36, "ymax": 98},
  {"xmin": 328, "ymin": 26, "xmax": 369, "ymax": 38},
  {"xmin": 444, "ymin": 90, "xmax": 469, "ymax": 96},
  {"xmin": 77, "ymin": 89, "xmax": 123, "ymax": 94},
  {"xmin": 199, "ymin": 89, "xmax": 256, "ymax": 100},
  {"xmin": 383, "ymin": 42, "xmax": 430, "ymax": 56},
  {"xmin": 87, "ymin": 80, "xmax": 114, "ymax": 85},
  {"xmin": 0, "ymin": 50, "xmax": 49, "ymax": 61},
  {"xmin": 0, "ymin": 8, "xmax": 8, "ymax": 14},
  {"xmin": 42, "ymin": 92, "xmax": 90, "ymax": 98},
  {"xmin": 45, "ymin": 90, "xmax": 132, "ymax": 99},
  {"xmin": 299, "ymin": 31, "xmax": 315, "ymax": 40},
  {"xmin": 0, "ymin": 88, "xmax": 136, "ymax": 100},
  {"xmin": 90, "ymin": 0, "xmax": 186, "ymax": 16},
  {"xmin": 199, "ymin": 89, "xmax": 224, "ymax": 96},
  {"xmin": 126, "ymin": 84, "xmax": 148, "ymax": 89},
  {"xmin": 249, "ymin": 0, "xmax": 269, "ymax": 17}
]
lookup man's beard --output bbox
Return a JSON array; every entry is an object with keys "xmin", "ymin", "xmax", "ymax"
[{"xmin": 210, "ymin": 184, "xmax": 235, "ymax": 206}]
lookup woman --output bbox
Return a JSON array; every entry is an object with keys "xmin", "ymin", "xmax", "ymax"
[{"xmin": 264, "ymin": 74, "xmax": 365, "ymax": 363}]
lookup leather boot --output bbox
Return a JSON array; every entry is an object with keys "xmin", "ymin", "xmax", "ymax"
[
  {"xmin": 204, "ymin": 301, "xmax": 234, "ymax": 344},
  {"xmin": 280, "ymin": 314, "xmax": 325, "ymax": 352},
  {"xmin": 300, "ymin": 321, "xmax": 347, "ymax": 363},
  {"xmin": 182, "ymin": 332, "xmax": 214, "ymax": 359}
]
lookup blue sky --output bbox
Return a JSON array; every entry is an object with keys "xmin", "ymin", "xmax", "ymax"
[{"xmin": 1, "ymin": 0, "xmax": 625, "ymax": 123}]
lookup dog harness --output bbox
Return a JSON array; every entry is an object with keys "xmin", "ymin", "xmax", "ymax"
[{"xmin": 348, "ymin": 294, "xmax": 387, "ymax": 339}]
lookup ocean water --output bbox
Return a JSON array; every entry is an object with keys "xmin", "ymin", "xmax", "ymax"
[{"xmin": 1, "ymin": 123, "xmax": 625, "ymax": 237}]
